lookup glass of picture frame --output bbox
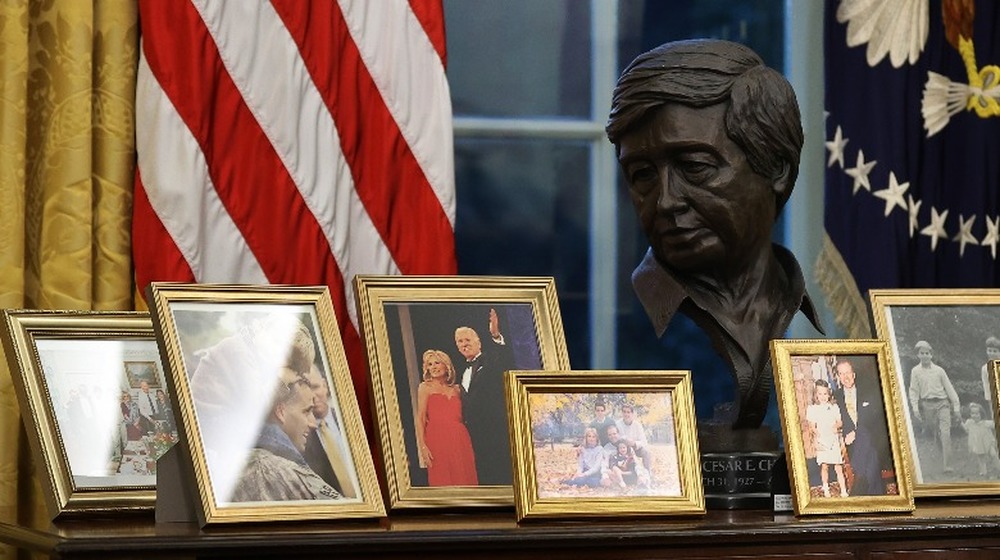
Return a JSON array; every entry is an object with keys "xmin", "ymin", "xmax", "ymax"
[
  {"xmin": 146, "ymin": 283, "xmax": 385, "ymax": 525},
  {"xmin": 770, "ymin": 338, "xmax": 915, "ymax": 515},
  {"xmin": 504, "ymin": 369, "xmax": 704, "ymax": 521},
  {"xmin": 870, "ymin": 288, "xmax": 1000, "ymax": 497},
  {"xmin": 0, "ymin": 310, "xmax": 173, "ymax": 518}
]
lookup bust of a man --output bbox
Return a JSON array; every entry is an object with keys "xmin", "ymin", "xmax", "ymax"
[{"xmin": 606, "ymin": 39, "xmax": 823, "ymax": 435}]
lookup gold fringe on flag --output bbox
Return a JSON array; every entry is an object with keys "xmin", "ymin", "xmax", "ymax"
[{"xmin": 815, "ymin": 234, "xmax": 873, "ymax": 339}]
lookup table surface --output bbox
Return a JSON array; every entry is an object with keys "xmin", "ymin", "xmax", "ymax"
[{"xmin": 5, "ymin": 500, "xmax": 1000, "ymax": 558}]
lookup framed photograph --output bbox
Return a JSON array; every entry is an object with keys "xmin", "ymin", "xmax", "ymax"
[
  {"xmin": 353, "ymin": 275, "xmax": 570, "ymax": 509},
  {"xmin": 0, "ymin": 310, "xmax": 177, "ymax": 518},
  {"xmin": 988, "ymin": 360, "xmax": 1000, "ymax": 454},
  {"xmin": 770, "ymin": 339, "xmax": 914, "ymax": 516},
  {"xmin": 870, "ymin": 288, "xmax": 1000, "ymax": 497},
  {"xmin": 147, "ymin": 283, "xmax": 385, "ymax": 525},
  {"xmin": 504, "ymin": 370, "xmax": 704, "ymax": 521},
  {"xmin": 125, "ymin": 361, "xmax": 160, "ymax": 389}
]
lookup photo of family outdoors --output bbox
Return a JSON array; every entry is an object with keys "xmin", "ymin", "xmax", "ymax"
[
  {"xmin": 529, "ymin": 392, "xmax": 680, "ymax": 499},
  {"xmin": 872, "ymin": 292, "xmax": 1000, "ymax": 495},
  {"xmin": 786, "ymin": 354, "xmax": 899, "ymax": 500}
]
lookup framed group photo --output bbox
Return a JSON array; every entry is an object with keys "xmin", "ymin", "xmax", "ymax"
[
  {"xmin": 770, "ymin": 339, "xmax": 914, "ymax": 516},
  {"xmin": 0, "ymin": 310, "xmax": 174, "ymax": 518},
  {"xmin": 353, "ymin": 275, "xmax": 570, "ymax": 509},
  {"xmin": 147, "ymin": 283, "xmax": 385, "ymax": 525},
  {"xmin": 504, "ymin": 370, "xmax": 704, "ymax": 521},
  {"xmin": 870, "ymin": 288, "xmax": 1000, "ymax": 497}
]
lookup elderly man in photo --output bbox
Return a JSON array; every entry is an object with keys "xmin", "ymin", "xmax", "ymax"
[
  {"xmin": 135, "ymin": 380, "xmax": 159, "ymax": 433},
  {"xmin": 607, "ymin": 39, "xmax": 823, "ymax": 435},
  {"xmin": 835, "ymin": 358, "xmax": 892, "ymax": 495},
  {"xmin": 302, "ymin": 363, "xmax": 358, "ymax": 498},
  {"xmin": 455, "ymin": 308, "xmax": 516, "ymax": 485}
]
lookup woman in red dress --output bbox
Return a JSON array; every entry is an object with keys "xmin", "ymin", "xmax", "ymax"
[{"xmin": 415, "ymin": 349, "xmax": 478, "ymax": 486}]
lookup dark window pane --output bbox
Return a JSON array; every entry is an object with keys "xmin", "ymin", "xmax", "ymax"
[
  {"xmin": 444, "ymin": 1, "xmax": 592, "ymax": 118},
  {"xmin": 454, "ymin": 138, "xmax": 591, "ymax": 368},
  {"xmin": 618, "ymin": 0, "xmax": 784, "ymax": 70}
]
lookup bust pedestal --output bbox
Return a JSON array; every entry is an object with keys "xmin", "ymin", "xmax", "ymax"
[{"xmin": 698, "ymin": 404, "xmax": 783, "ymax": 510}]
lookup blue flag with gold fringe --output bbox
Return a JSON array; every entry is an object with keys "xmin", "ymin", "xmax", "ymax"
[{"xmin": 820, "ymin": 0, "xmax": 1000, "ymax": 336}]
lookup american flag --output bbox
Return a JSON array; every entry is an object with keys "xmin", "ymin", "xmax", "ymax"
[{"xmin": 132, "ymin": 0, "xmax": 457, "ymax": 427}]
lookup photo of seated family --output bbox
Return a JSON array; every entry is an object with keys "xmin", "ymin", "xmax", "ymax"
[{"xmin": 530, "ymin": 392, "xmax": 681, "ymax": 498}]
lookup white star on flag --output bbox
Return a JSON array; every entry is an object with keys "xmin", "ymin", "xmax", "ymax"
[
  {"xmin": 907, "ymin": 194, "xmax": 922, "ymax": 238},
  {"xmin": 825, "ymin": 125, "xmax": 848, "ymax": 168},
  {"xmin": 982, "ymin": 215, "xmax": 1000, "ymax": 259},
  {"xmin": 920, "ymin": 207, "xmax": 949, "ymax": 251},
  {"xmin": 952, "ymin": 214, "xmax": 979, "ymax": 257},
  {"xmin": 845, "ymin": 149, "xmax": 877, "ymax": 194},
  {"xmin": 873, "ymin": 172, "xmax": 909, "ymax": 217}
]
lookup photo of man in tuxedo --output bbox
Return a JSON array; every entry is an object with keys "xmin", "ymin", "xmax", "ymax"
[
  {"xmin": 834, "ymin": 358, "xmax": 895, "ymax": 496},
  {"xmin": 454, "ymin": 308, "xmax": 516, "ymax": 485}
]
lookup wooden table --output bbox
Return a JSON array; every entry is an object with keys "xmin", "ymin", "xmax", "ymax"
[{"xmin": 4, "ymin": 501, "xmax": 1000, "ymax": 559}]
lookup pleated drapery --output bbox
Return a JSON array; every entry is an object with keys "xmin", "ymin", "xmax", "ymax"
[{"xmin": 0, "ymin": 1, "xmax": 138, "ymax": 555}]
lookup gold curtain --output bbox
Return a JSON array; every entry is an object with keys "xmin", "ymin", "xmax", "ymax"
[{"xmin": 0, "ymin": 0, "xmax": 138, "ymax": 555}]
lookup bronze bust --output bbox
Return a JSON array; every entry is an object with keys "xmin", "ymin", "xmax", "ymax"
[{"xmin": 607, "ymin": 39, "xmax": 824, "ymax": 439}]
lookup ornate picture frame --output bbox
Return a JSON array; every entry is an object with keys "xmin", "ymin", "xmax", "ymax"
[
  {"xmin": 504, "ymin": 370, "xmax": 704, "ymax": 521},
  {"xmin": 870, "ymin": 288, "xmax": 1000, "ymax": 497},
  {"xmin": 0, "ymin": 310, "xmax": 175, "ymax": 518},
  {"xmin": 770, "ymin": 339, "xmax": 914, "ymax": 516},
  {"xmin": 353, "ymin": 275, "xmax": 570, "ymax": 509},
  {"xmin": 147, "ymin": 283, "xmax": 385, "ymax": 525}
]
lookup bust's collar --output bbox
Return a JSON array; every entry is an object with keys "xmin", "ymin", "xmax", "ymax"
[{"xmin": 631, "ymin": 246, "xmax": 824, "ymax": 338}]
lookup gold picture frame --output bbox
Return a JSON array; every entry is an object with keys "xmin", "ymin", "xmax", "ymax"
[
  {"xmin": 987, "ymin": 360, "xmax": 1000, "ymax": 461},
  {"xmin": 770, "ymin": 339, "xmax": 914, "ymax": 516},
  {"xmin": 870, "ymin": 288, "xmax": 1000, "ymax": 497},
  {"xmin": 0, "ymin": 310, "xmax": 175, "ymax": 518},
  {"xmin": 353, "ymin": 275, "xmax": 570, "ymax": 509},
  {"xmin": 505, "ymin": 370, "xmax": 704, "ymax": 521},
  {"xmin": 147, "ymin": 283, "xmax": 385, "ymax": 525}
]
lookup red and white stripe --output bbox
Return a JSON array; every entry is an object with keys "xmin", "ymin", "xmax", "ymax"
[{"xmin": 133, "ymin": 0, "xmax": 456, "ymax": 426}]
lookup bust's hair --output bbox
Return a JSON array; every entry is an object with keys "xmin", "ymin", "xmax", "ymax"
[{"xmin": 606, "ymin": 39, "xmax": 803, "ymax": 212}]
